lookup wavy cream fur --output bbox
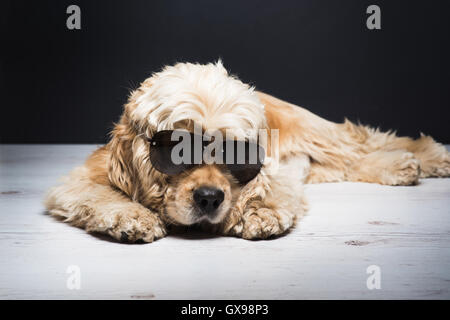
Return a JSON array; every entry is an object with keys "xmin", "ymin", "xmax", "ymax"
[
  {"xmin": 132, "ymin": 61, "xmax": 266, "ymax": 140},
  {"xmin": 45, "ymin": 61, "xmax": 450, "ymax": 242}
]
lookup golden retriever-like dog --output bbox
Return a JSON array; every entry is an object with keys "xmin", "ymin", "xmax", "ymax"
[{"xmin": 45, "ymin": 61, "xmax": 450, "ymax": 242}]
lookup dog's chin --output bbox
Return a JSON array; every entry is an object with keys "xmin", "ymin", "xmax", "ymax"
[
  {"xmin": 165, "ymin": 205, "xmax": 229, "ymax": 226},
  {"xmin": 193, "ymin": 211, "xmax": 225, "ymax": 225}
]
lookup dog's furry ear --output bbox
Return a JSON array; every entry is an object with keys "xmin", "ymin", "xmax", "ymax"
[
  {"xmin": 108, "ymin": 116, "xmax": 137, "ymax": 198},
  {"xmin": 108, "ymin": 85, "xmax": 151, "ymax": 198}
]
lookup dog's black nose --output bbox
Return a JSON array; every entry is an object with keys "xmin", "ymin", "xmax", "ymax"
[{"xmin": 193, "ymin": 186, "xmax": 224, "ymax": 215}]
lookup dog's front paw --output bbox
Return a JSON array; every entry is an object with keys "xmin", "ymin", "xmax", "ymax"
[
  {"xmin": 105, "ymin": 207, "xmax": 167, "ymax": 243},
  {"xmin": 229, "ymin": 208, "xmax": 292, "ymax": 240}
]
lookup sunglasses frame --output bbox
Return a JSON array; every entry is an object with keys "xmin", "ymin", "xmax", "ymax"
[{"xmin": 147, "ymin": 130, "xmax": 265, "ymax": 184}]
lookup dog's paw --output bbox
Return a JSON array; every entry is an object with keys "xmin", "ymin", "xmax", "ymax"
[
  {"xmin": 419, "ymin": 151, "xmax": 450, "ymax": 178},
  {"xmin": 409, "ymin": 134, "xmax": 450, "ymax": 178},
  {"xmin": 388, "ymin": 152, "xmax": 421, "ymax": 186},
  {"xmin": 105, "ymin": 208, "xmax": 166, "ymax": 243},
  {"xmin": 230, "ymin": 208, "xmax": 291, "ymax": 240}
]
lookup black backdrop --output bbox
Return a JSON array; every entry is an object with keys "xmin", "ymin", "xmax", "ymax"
[{"xmin": 2, "ymin": 0, "xmax": 449, "ymax": 143}]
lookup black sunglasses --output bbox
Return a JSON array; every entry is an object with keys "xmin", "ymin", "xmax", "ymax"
[{"xmin": 148, "ymin": 130, "xmax": 265, "ymax": 184}]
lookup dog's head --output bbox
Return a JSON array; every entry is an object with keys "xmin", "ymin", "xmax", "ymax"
[{"xmin": 108, "ymin": 61, "xmax": 267, "ymax": 226}]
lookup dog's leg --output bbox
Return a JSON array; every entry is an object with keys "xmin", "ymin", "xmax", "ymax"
[
  {"xmin": 306, "ymin": 162, "xmax": 347, "ymax": 183},
  {"xmin": 45, "ymin": 166, "xmax": 166, "ymax": 243},
  {"xmin": 385, "ymin": 134, "xmax": 450, "ymax": 178},
  {"xmin": 346, "ymin": 135, "xmax": 450, "ymax": 185},
  {"xmin": 309, "ymin": 131, "xmax": 450, "ymax": 186},
  {"xmin": 346, "ymin": 150, "xmax": 421, "ymax": 185},
  {"xmin": 222, "ymin": 155, "xmax": 309, "ymax": 239}
]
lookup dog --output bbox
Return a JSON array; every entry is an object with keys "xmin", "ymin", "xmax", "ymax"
[{"xmin": 45, "ymin": 61, "xmax": 450, "ymax": 242}]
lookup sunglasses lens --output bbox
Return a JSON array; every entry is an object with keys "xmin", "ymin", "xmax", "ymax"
[
  {"xmin": 225, "ymin": 140, "xmax": 265, "ymax": 184},
  {"xmin": 149, "ymin": 131, "xmax": 265, "ymax": 183},
  {"xmin": 149, "ymin": 130, "xmax": 194, "ymax": 175}
]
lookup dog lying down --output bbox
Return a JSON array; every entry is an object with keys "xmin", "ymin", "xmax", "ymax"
[{"xmin": 45, "ymin": 61, "xmax": 450, "ymax": 242}]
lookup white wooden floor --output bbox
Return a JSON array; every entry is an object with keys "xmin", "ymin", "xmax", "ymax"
[{"xmin": 0, "ymin": 144, "xmax": 449, "ymax": 299}]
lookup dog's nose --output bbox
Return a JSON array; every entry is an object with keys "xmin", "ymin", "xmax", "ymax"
[{"xmin": 193, "ymin": 186, "xmax": 224, "ymax": 215}]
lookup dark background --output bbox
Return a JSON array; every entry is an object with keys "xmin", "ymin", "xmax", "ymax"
[{"xmin": 2, "ymin": 0, "xmax": 449, "ymax": 143}]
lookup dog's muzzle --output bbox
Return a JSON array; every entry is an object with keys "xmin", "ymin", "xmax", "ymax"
[{"xmin": 193, "ymin": 186, "xmax": 224, "ymax": 217}]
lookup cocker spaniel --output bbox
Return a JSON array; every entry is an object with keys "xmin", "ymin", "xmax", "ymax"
[{"xmin": 45, "ymin": 61, "xmax": 450, "ymax": 242}]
